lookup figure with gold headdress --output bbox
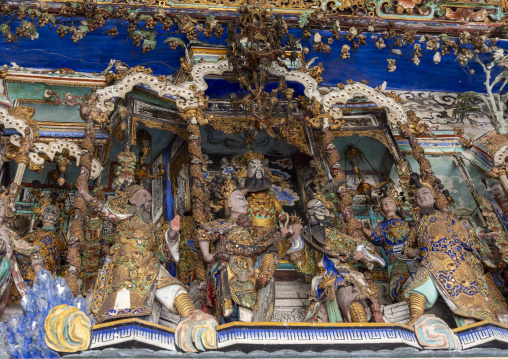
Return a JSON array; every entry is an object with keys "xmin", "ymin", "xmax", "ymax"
[
  {"xmin": 237, "ymin": 152, "xmax": 289, "ymax": 275},
  {"xmin": 79, "ymin": 152, "xmax": 217, "ymax": 353},
  {"xmin": 287, "ymin": 184, "xmax": 386, "ymax": 323},
  {"xmin": 361, "ymin": 186, "xmax": 411, "ymax": 303},
  {"xmin": 197, "ymin": 173, "xmax": 285, "ymax": 323},
  {"xmin": 9, "ymin": 190, "xmax": 66, "ymax": 303},
  {"xmin": 403, "ymin": 173, "xmax": 508, "ymax": 326},
  {"xmin": 0, "ymin": 184, "xmax": 44, "ymax": 317}
]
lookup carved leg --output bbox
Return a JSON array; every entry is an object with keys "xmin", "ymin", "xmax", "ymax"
[
  {"xmin": 158, "ymin": 286, "xmax": 218, "ymax": 353},
  {"xmin": 65, "ymin": 238, "xmax": 82, "ymax": 297},
  {"xmin": 365, "ymin": 273, "xmax": 384, "ymax": 323},
  {"xmin": 349, "ymin": 302, "xmax": 368, "ymax": 323},
  {"xmin": 257, "ymin": 253, "xmax": 277, "ymax": 288},
  {"xmin": 407, "ymin": 292, "xmax": 426, "ymax": 326}
]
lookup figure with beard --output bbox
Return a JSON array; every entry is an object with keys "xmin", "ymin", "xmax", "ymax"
[
  {"xmin": 240, "ymin": 152, "xmax": 283, "ymax": 227},
  {"xmin": 197, "ymin": 173, "xmax": 285, "ymax": 323},
  {"xmin": 10, "ymin": 199, "xmax": 66, "ymax": 303},
  {"xmin": 403, "ymin": 175, "xmax": 508, "ymax": 326},
  {"xmin": 79, "ymin": 172, "xmax": 218, "ymax": 353},
  {"xmin": 287, "ymin": 196, "xmax": 385, "ymax": 323},
  {"xmin": 239, "ymin": 152, "xmax": 289, "ymax": 266},
  {"xmin": 361, "ymin": 188, "xmax": 411, "ymax": 303}
]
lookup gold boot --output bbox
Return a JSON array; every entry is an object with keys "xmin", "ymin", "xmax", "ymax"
[
  {"xmin": 406, "ymin": 292, "xmax": 426, "ymax": 326},
  {"xmin": 175, "ymin": 292, "xmax": 195, "ymax": 318},
  {"xmin": 349, "ymin": 302, "xmax": 368, "ymax": 323}
]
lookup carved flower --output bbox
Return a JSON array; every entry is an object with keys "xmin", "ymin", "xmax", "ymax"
[
  {"xmin": 433, "ymin": 52, "xmax": 441, "ymax": 64},
  {"xmin": 376, "ymin": 38, "xmax": 386, "ymax": 50},
  {"xmin": 387, "ymin": 59, "xmax": 396, "ymax": 72}
]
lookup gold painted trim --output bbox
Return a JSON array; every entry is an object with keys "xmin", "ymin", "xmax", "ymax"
[
  {"xmin": 217, "ymin": 320, "xmax": 414, "ymax": 330},
  {"xmin": 452, "ymin": 320, "xmax": 508, "ymax": 332},
  {"xmin": 330, "ymin": 129, "xmax": 389, "ymax": 148},
  {"xmin": 92, "ymin": 317, "xmax": 176, "ymax": 333},
  {"xmin": 17, "ymin": 99, "xmax": 58, "ymax": 106},
  {"xmin": 6, "ymin": 78, "xmax": 106, "ymax": 88},
  {"xmin": 132, "ymin": 116, "xmax": 189, "ymax": 142}
]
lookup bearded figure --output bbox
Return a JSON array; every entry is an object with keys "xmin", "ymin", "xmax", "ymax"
[
  {"xmin": 79, "ymin": 164, "xmax": 217, "ymax": 353},
  {"xmin": 10, "ymin": 200, "xmax": 66, "ymax": 303},
  {"xmin": 197, "ymin": 174, "xmax": 284, "ymax": 323},
  {"xmin": 362, "ymin": 190, "xmax": 411, "ymax": 302},
  {"xmin": 239, "ymin": 152, "xmax": 288, "ymax": 278},
  {"xmin": 403, "ymin": 175, "xmax": 508, "ymax": 326},
  {"xmin": 287, "ymin": 195, "xmax": 386, "ymax": 323}
]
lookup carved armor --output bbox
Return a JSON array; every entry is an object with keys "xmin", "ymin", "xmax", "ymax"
[
  {"xmin": 369, "ymin": 217, "xmax": 411, "ymax": 302},
  {"xmin": 197, "ymin": 217, "xmax": 279, "ymax": 321},
  {"xmin": 404, "ymin": 210, "xmax": 506, "ymax": 322}
]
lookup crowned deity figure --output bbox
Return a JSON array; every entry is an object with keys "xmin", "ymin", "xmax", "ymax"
[
  {"xmin": 79, "ymin": 173, "xmax": 217, "ymax": 352},
  {"xmin": 0, "ymin": 185, "xmax": 44, "ymax": 316},
  {"xmin": 10, "ymin": 198, "xmax": 66, "ymax": 303},
  {"xmin": 197, "ymin": 174, "xmax": 284, "ymax": 323},
  {"xmin": 361, "ymin": 187, "xmax": 411, "ymax": 302},
  {"xmin": 287, "ymin": 193, "xmax": 386, "ymax": 323},
  {"xmin": 239, "ymin": 152, "xmax": 289, "ymax": 258},
  {"xmin": 403, "ymin": 176, "xmax": 508, "ymax": 326}
]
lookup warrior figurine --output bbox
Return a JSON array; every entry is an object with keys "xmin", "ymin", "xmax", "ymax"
[
  {"xmin": 288, "ymin": 194, "xmax": 386, "ymax": 323},
  {"xmin": 239, "ymin": 151, "xmax": 289, "ymax": 262},
  {"xmin": 197, "ymin": 173, "xmax": 284, "ymax": 323},
  {"xmin": 79, "ymin": 178, "xmax": 217, "ymax": 353},
  {"xmin": 0, "ymin": 185, "xmax": 44, "ymax": 316},
  {"xmin": 10, "ymin": 197, "xmax": 66, "ymax": 303},
  {"xmin": 403, "ymin": 175, "xmax": 508, "ymax": 326},
  {"xmin": 362, "ymin": 187, "xmax": 411, "ymax": 302}
]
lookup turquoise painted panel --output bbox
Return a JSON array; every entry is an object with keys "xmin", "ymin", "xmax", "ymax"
[{"xmin": 7, "ymin": 82, "xmax": 93, "ymax": 103}]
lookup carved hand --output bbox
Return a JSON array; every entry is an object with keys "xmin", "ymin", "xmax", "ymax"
[
  {"xmin": 167, "ymin": 215, "xmax": 181, "ymax": 241},
  {"xmin": 353, "ymin": 250, "xmax": 365, "ymax": 261},
  {"xmin": 479, "ymin": 231, "xmax": 500, "ymax": 240},
  {"xmin": 292, "ymin": 223, "xmax": 303, "ymax": 237}
]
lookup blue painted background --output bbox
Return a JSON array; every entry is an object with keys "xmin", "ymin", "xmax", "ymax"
[{"xmin": 0, "ymin": 20, "xmax": 505, "ymax": 93}]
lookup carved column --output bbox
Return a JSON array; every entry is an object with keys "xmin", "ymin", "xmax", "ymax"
[
  {"xmin": 322, "ymin": 129, "xmax": 346, "ymax": 184},
  {"xmin": 65, "ymin": 109, "xmax": 96, "ymax": 296},
  {"xmin": 186, "ymin": 119, "xmax": 207, "ymax": 225}
]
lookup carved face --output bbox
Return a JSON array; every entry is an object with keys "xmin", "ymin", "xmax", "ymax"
[
  {"xmin": 41, "ymin": 205, "xmax": 59, "ymax": 226},
  {"xmin": 307, "ymin": 199, "xmax": 330, "ymax": 225},
  {"xmin": 343, "ymin": 206, "xmax": 353, "ymax": 221},
  {"xmin": 416, "ymin": 187, "xmax": 435, "ymax": 208},
  {"xmin": 247, "ymin": 159, "xmax": 263, "ymax": 179},
  {"xmin": 380, "ymin": 197, "xmax": 397, "ymax": 215},
  {"xmin": 129, "ymin": 189, "xmax": 152, "ymax": 213},
  {"xmin": 228, "ymin": 189, "xmax": 248, "ymax": 216}
]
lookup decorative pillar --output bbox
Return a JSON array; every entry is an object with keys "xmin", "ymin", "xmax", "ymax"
[
  {"xmin": 65, "ymin": 99, "xmax": 100, "ymax": 296},
  {"xmin": 179, "ymin": 95, "xmax": 210, "ymax": 226}
]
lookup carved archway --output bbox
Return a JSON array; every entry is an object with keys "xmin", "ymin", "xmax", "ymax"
[
  {"xmin": 96, "ymin": 60, "xmax": 409, "ymax": 126},
  {"xmin": 0, "ymin": 107, "xmax": 103, "ymax": 179}
]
